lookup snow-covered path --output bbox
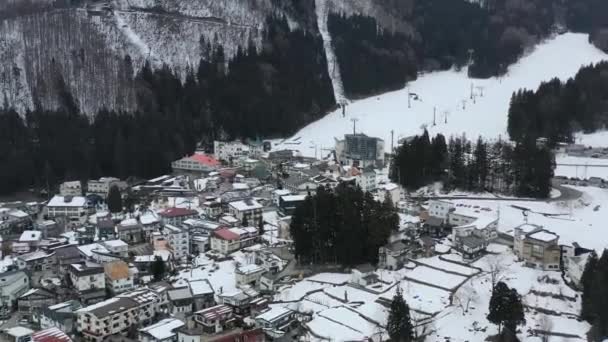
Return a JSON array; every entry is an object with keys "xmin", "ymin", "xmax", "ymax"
[
  {"xmin": 114, "ymin": 11, "xmax": 162, "ymax": 67},
  {"xmin": 315, "ymin": 0, "xmax": 347, "ymax": 104},
  {"xmin": 275, "ymin": 33, "xmax": 608, "ymax": 157}
]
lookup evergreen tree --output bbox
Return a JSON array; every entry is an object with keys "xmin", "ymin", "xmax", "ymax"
[
  {"xmin": 151, "ymin": 256, "xmax": 166, "ymax": 281},
  {"xmin": 581, "ymin": 251, "xmax": 598, "ymax": 321},
  {"xmin": 107, "ymin": 185, "xmax": 123, "ymax": 214},
  {"xmin": 242, "ymin": 215, "xmax": 249, "ymax": 227},
  {"xmin": 487, "ymin": 281, "xmax": 525, "ymax": 338},
  {"xmin": 386, "ymin": 286, "xmax": 414, "ymax": 342},
  {"xmin": 258, "ymin": 219, "xmax": 265, "ymax": 236}
]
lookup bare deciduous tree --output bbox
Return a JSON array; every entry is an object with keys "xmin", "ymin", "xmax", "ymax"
[
  {"xmin": 485, "ymin": 254, "xmax": 508, "ymax": 291},
  {"xmin": 538, "ymin": 315, "xmax": 553, "ymax": 342},
  {"xmin": 454, "ymin": 283, "xmax": 478, "ymax": 315}
]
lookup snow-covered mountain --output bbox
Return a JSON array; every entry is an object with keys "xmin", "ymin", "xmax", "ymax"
[{"xmin": 0, "ymin": 0, "xmax": 403, "ymax": 114}]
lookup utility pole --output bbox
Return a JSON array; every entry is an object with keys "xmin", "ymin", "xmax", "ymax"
[
  {"xmin": 433, "ymin": 107, "xmax": 436, "ymax": 126},
  {"xmin": 350, "ymin": 118, "xmax": 359, "ymax": 135},
  {"xmin": 476, "ymin": 86, "xmax": 484, "ymax": 97},
  {"xmin": 461, "ymin": 99, "xmax": 467, "ymax": 110},
  {"xmin": 470, "ymin": 83, "xmax": 474, "ymax": 100},
  {"xmin": 390, "ymin": 130, "xmax": 394, "ymax": 154},
  {"xmin": 407, "ymin": 86, "xmax": 411, "ymax": 108},
  {"xmin": 444, "ymin": 110, "xmax": 449, "ymax": 124}
]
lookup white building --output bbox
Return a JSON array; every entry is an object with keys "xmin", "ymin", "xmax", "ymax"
[
  {"xmin": 87, "ymin": 177, "xmax": 126, "ymax": 196},
  {"xmin": 272, "ymin": 189, "xmax": 292, "ymax": 207},
  {"xmin": 566, "ymin": 252, "xmax": 592, "ymax": 288},
  {"xmin": 104, "ymin": 261, "xmax": 134, "ymax": 295},
  {"xmin": 59, "ymin": 181, "xmax": 82, "ymax": 196},
  {"xmin": 380, "ymin": 183, "xmax": 401, "ymax": 205},
  {"xmin": 428, "ymin": 200, "xmax": 454, "ymax": 221},
  {"xmin": 235, "ymin": 264, "xmax": 266, "ymax": 286},
  {"xmin": 164, "ymin": 224, "xmax": 190, "ymax": 260},
  {"xmin": 40, "ymin": 300, "xmax": 82, "ymax": 333},
  {"xmin": 76, "ymin": 290, "xmax": 160, "ymax": 342},
  {"xmin": 356, "ymin": 168, "xmax": 377, "ymax": 192},
  {"xmin": 228, "ymin": 199, "xmax": 263, "ymax": 226},
  {"xmin": 69, "ymin": 262, "xmax": 105, "ymax": 293},
  {"xmin": 171, "ymin": 152, "xmax": 220, "ymax": 173},
  {"xmin": 0, "ymin": 270, "xmax": 29, "ymax": 307},
  {"xmin": 214, "ymin": 140, "xmax": 249, "ymax": 162},
  {"xmin": 45, "ymin": 195, "xmax": 88, "ymax": 221}
]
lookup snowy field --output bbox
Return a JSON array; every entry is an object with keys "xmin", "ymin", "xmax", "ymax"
[
  {"xmin": 274, "ymin": 33, "xmax": 607, "ymax": 157},
  {"xmin": 415, "ymin": 256, "xmax": 480, "ymax": 276}
]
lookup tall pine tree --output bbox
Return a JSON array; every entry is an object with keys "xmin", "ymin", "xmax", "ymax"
[{"xmin": 387, "ymin": 286, "xmax": 414, "ymax": 342}]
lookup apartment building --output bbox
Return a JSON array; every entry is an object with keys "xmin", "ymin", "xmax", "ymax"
[
  {"xmin": 45, "ymin": 195, "xmax": 88, "ymax": 221},
  {"xmin": 228, "ymin": 199, "xmax": 263, "ymax": 226},
  {"xmin": 514, "ymin": 226, "xmax": 561, "ymax": 270}
]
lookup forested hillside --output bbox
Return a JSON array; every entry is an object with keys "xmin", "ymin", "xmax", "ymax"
[{"xmin": 508, "ymin": 61, "xmax": 608, "ymax": 145}]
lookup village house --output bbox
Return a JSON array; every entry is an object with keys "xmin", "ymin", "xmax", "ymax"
[
  {"xmin": 45, "ymin": 195, "xmax": 89, "ymax": 222},
  {"xmin": 193, "ymin": 304, "xmax": 236, "ymax": 334},
  {"xmin": 101, "ymin": 239, "xmax": 129, "ymax": 258},
  {"xmin": 140, "ymin": 212, "xmax": 162, "ymax": 239},
  {"xmin": 217, "ymin": 288, "xmax": 265, "ymax": 316},
  {"xmin": 278, "ymin": 195, "xmax": 306, "ymax": 216},
  {"xmin": 159, "ymin": 207, "xmax": 198, "ymax": 226},
  {"xmin": 272, "ymin": 189, "xmax": 292, "ymax": 206},
  {"xmin": 96, "ymin": 219, "xmax": 116, "ymax": 240},
  {"xmin": 15, "ymin": 230, "xmax": 42, "ymax": 253},
  {"xmin": 380, "ymin": 183, "xmax": 401, "ymax": 205},
  {"xmin": 104, "ymin": 261, "xmax": 134, "ymax": 295},
  {"xmin": 451, "ymin": 216, "xmax": 498, "ymax": 259},
  {"xmin": 17, "ymin": 287, "xmax": 57, "ymax": 323},
  {"xmin": 235, "ymin": 264, "xmax": 266, "ymax": 287},
  {"xmin": 350, "ymin": 263, "xmax": 379, "ymax": 287},
  {"xmin": 0, "ymin": 270, "xmax": 30, "ymax": 308},
  {"xmin": 138, "ymin": 318, "xmax": 185, "ymax": 342},
  {"xmin": 53, "ymin": 245, "xmax": 83, "ymax": 272},
  {"xmin": 168, "ymin": 286, "xmax": 194, "ymax": 315},
  {"xmin": 356, "ymin": 166, "xmax": 377, "ymax": 192},
  {"xmin": 172, "ymin": 278, "xmax": 216, "ymax": 312},
  {"xmin": 228, "ymin": 199, "xmax": 263, "ymax": 226},
  {"xmin": 171, "ymin": 152, "xmax": 221, "ymax": 175},
  {"xmin": 1, "ymin": 327, "xmax": 34, "ymax": 342},
  {"xmin": 68, "ymin": 262, "xmax": 106, "ymax": 304},
  {"xmin": 219, "ymin": 215, "xmax": 240, "ymax": 227},
  {"xmin": 77, "ymin": 243, "xmax": 120, "ymax": 264},
  {"xmin": 40, "ymin": 300, "xmax": 82, "ymax": 334},
  {"xmin": 255, "ymin": 306, "xmax": 298, "ymax": 339},
  {"xmin": 514, "ymin": 226, "xmax": 561, "ymax": 270},
  {"xmin": 378, "ymin": 241, "xmax": 409, "ymax": 270},
  {"xmin": 116, "ymin": 219, "xmax": 145, "ymax": 245},
  {"xmin": 16, "ymin": 250, "xmax": 56, "ymax": 272},
  {"xmin": 201, "ymin": 200, "xmax": 223, "ymax": 219}
]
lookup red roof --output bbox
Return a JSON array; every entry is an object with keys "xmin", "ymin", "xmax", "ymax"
[
  {"xmin": 159, "ymin": 207, "xmax": 198, "ymax": 218},
  {"xmin": 33, "ymin": 327, "xmax": 72, "ymax": 342},
  {"xmin": 190, "ymin": 153, "xmax": 221, "ymax": 167},
  {"xmin": 213, "ymin": 228, "xmax": 240, "ymax": 241}
]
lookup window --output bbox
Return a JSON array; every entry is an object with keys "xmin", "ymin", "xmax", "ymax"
[{"xmin": 532, "ymin": 244, "xmax": 543, "ymax": 258}]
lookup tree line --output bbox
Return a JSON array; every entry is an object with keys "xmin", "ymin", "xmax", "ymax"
[
  {"xmin": 289, "ymin": 184, "xmax": 398, "ymax": 266},
  {"xmin": 581, "ymin": 250, "xmax": 608, "ymax": 340},
  {"xmin": 390, "ymin": 131, "xmax": 554, "ymax": 198},
  {"xmin": 508, "ymin": 61, "xmax": 608, "ymax": 145},
  {"xmin": 0, "ymin": 16, "xmax": 335, "ymax": 196}
]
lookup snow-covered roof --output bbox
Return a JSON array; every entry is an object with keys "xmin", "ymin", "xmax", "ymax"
[
  {"xmin": 229, "ymin": 199, "xmax": 263, "ymax": 211},
  {"xmin": 120, "ymin": 218, "xmax": 138, "ymax": 226},
  {"xmin": 232, "ymin": 183, "xmax": 250, "ymax": 190},
  {"xmin": 19, "ymin": 230, "xmax": 41, "ymax": 242},
  {"xmin": 256, "ymin": 306, "xmax": 292, "ymax": 323},
  {"xmin": 9, "ymin": 210, "xmax": 29, "ymax": 218},
  {"xmin": 139, "ymin": 318, "xmax": 184, "ymax": 340},
  {"xmin": 47, "ymin": 195, "xmax": 86, "ymax": 207},
  {"xmin": 281, "ymin": 195, "xmax": 307, "ymax": 202},
  {"xmin": 77, "ymin": 243, "xmax": 110, "ymax": 257},
  {"xmin": 140, "ymin": 212, "xmax": 160, "ymax": 225},
  {"xmin": 381, "ymin": 183, "xmax": 399, "ymax": 191},
  {"xmin": 5, "ymin": 326, "xmax": 34, "ymax": 337},
  {"xmin": 528, "ymin": 230, "xmax": 559, "ymax": 242},
  {"xmin": 237, "ymin": 264, "xmax": 265, "ymax": 275},
  {"xmin": 189, "ymin": 279, "xmax": 214, "ymax": 295},
  {"xmin": 103, "ymin": 239, "xmax": 128, "ymax": 248}
]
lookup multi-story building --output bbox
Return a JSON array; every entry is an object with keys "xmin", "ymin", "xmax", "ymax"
[
  {"xmin": 17, "ymin": 287, "xmax": 56, "ymax": 323},
  {"xmin": 0, "ymin": 270, "xmax": 30, "ymax": 308},
  {"xmin": 59, "ymin": 180, "xmax": 82, "ymax": 196},
  {"xmin": 45, "ymin": 195, "xmax": 88, "ymax": 222},
  {"xmin": 278, "ymin": 195, "xmax": 306, "ymax": 216},
  {"xmin": 214, "ymin": 140, "xmax": 250, "ymax": 162},
  {"xmin": 514, "ymin": 227, "xmax": 561, "ymax": 270},
  {"xmin": 335, "ymin": 133, "xmax": 385, "ymax": 168},
  {"xmin": 378, "ymin": 241, "xmax": 410, "ymax": 270},
  {"xmin": 171, "ymin": 152, "xmax": 221, "ymax": 174},
  {"xmin": 104, "ymin": 261, "xmax": 134, "ymax": 295},
  {"xmin": 101, "ymin": 240, "xmax": 129, "ymax": 257},
  {"xmin": 159, "ymin": 207, "xmax": 198, "ymax": 226},
  {"xmin": 210, "ymin": 227, "xmax": 258, "ymax": 255},
  {"xmin": 228, "ymin": 199, "xmax": 263, "ymax": 226},
  {"xmin": 16, "ymin": 250, "xmax": 55, "ymax": 272},
  {"xmin": 68, "ymin": 262, "xmax": 106, "ymax": 304},
  {"xmin": 40, "ymin": 300, "xmax": 82, "ymax": 334},
  {"xmin": 255, "ymin": 307, "xmax": 298, "ymax": 339},
  {"xmin": 116, "ymin": 219, "xmax": 145, "ymax": 245},
  {"xmin": 428, "ymin": 200, "xmax": 454, "ymax": 222},
  {"xmin": 76, "ymin": 289, "xmax": 160, "ymax": 341},
  {"xmin": 452, "ymin": 216, "xmax": 498, "ymax": 259},
  {"xmin": 356, "ymin": 167, "xmax": 377, "ymax": 192},
  {"xmin": 87, "ymin": 177, "xmax": 127, "ymax": 196},
  {"xmin": 163, "ymin": 224, "xmax": 190, "ymax": 260}
]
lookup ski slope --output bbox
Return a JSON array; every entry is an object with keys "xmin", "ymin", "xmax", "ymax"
[{"xmin": 275, "ymin": 33, "xmax": 608, "ymax": 157}]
